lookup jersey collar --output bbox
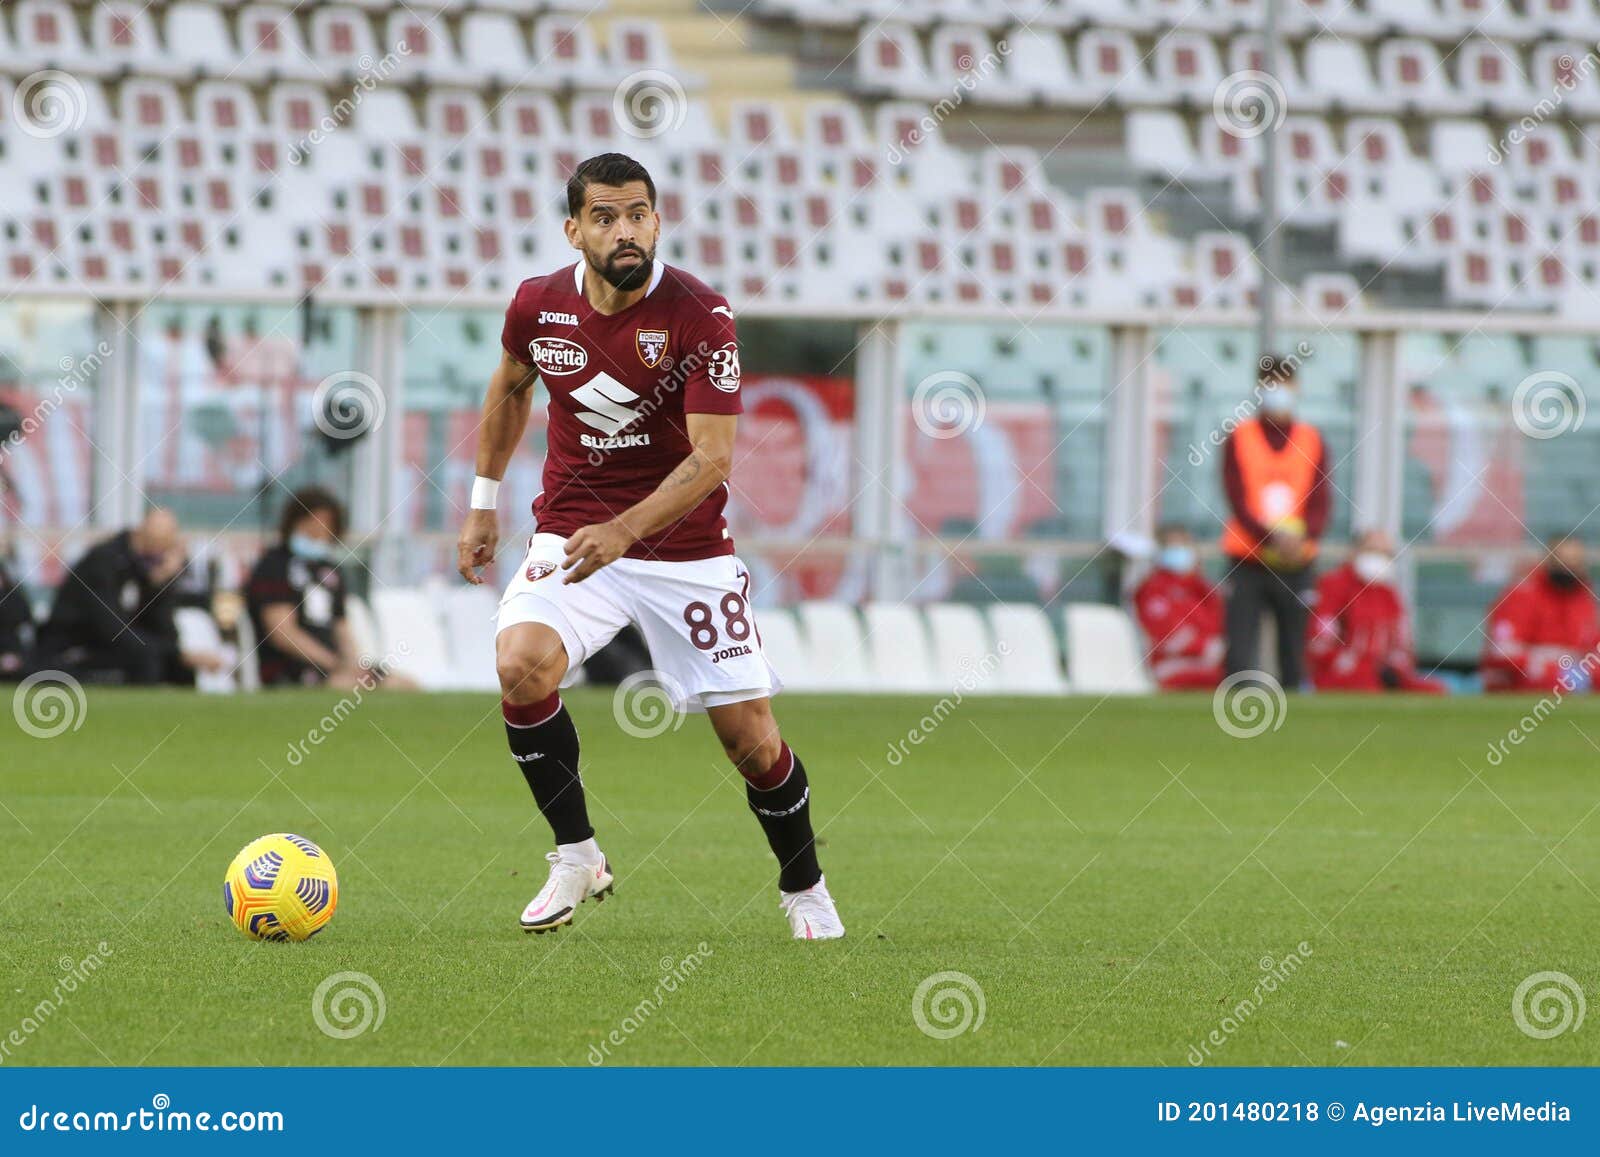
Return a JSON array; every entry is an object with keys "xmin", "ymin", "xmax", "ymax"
[{"xmin": 572, "ymin": 259, "xmax": 665, "ymax": 300}]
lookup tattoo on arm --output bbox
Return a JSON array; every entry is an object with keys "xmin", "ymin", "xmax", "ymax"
[{"xmin": 663, "ymin": 456, "xmax": 703, "ymax": 489}]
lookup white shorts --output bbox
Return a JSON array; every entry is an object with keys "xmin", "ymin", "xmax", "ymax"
[{"xmin": 495, "ymin": 533, "xmax": 781, "ymax": 713}]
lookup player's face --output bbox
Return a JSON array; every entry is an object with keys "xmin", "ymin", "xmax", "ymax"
[{"xmin": 567, "ymin": 181, "xmax": 660, "ymax": 291}]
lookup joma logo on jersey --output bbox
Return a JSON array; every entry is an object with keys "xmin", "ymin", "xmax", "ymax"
[
  {"xmin": 538, "ymin": 310, "xmax": 578, "ymax": 326},
  {"xmin": 528, "ymin": 337, "xmax": 588, "ymax": 376},
  {"xmin": 636, "ymin": 328, "xmax": 668, "ymax": 368}
]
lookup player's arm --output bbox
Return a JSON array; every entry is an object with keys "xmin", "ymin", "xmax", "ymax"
[
  {"xmin": 457, "ymin": 349, "xmax": 539, "ymax": 584},
  {"xmin": 259, "ymin": 603, "xmax": 342, "ymax": 674},
  {"xmin": 562, "ymin": 412, "xmax": 736, "ymax": 584}
]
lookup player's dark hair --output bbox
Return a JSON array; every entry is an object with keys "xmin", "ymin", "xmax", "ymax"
[
  {"xmin": 1257, "ymin": 354, "xmax": 1298, "ymax": 387},
  {"xmin": 566, "ymin": 153, "xmax": 656, "ymax": 218},
  {"xmin": 278, "ymin": 486, "xmax": 346, "ymax": 543}
]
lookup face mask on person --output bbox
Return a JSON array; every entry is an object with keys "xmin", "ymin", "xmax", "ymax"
[
  {"xmin": 1353, "ymin": 551, "xmax": 1392, "ymax": 584},
  {"xmin": 1158, "ymin": 545, "xmax": 1197, "ymax": 574},
  {"xmin": 289, "ymin": 534, "xmax": 335, "ymax": 563},
  {"xmin": 1259, "ymin": 385, "xmax": 1296, "ymax": 419}
]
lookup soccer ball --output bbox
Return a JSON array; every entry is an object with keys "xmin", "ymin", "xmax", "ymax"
[{"xmin": 223, "ymin": 833, "xmax": 339, "ymax": 942}]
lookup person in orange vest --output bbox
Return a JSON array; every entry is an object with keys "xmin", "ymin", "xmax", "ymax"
[
  {"xmin": 1132, "ymin": 525, "xmax": 1226, "ymax": 689},
  {"xmin": 1220, "ymin": 355, "xmax": 1331, "ymax": 688},
  {"xmin": 1306, "ymin": 530, "xmax": 1446, "ymax": 693},
  {"xmin": 1482, "ymin": 534, "xmax": 1599, "ymax": 693}
]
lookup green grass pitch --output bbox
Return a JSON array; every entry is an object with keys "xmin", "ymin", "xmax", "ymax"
[{"xmin": 3, "ymin": 689, "xmax": 1598, "ymax": 1066}]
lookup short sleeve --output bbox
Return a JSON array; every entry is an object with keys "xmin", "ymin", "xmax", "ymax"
[
  {"xmin": 500, "ymin": 282, "xmax": 536, "ymax": 365},
  {"xmin": 681, "ymin": 296, "xmax": 742, "ymax": 415}
]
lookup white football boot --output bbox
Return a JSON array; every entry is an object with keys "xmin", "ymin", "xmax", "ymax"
[
  {"xmin": 779, "ymin": 875, "xmax": 845, "ymax": 940},
  {"xmin": 520, "ymin": 849, "xmax": 614, "ymax": 933}
]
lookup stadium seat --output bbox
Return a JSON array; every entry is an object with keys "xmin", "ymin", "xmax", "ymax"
[
  {"xmin": 460, "ymin": 12, "xmax": 534, "ymax": 87},
  {"xmin": 1305, "ymin": 37, "xmax": 1384, "ymax": 111},
  {"xmin": 15, "ymin": 0, "xmax": 104, "ymax": 76},
  {"xmin": 753, "ymin": 607, "xmax": 820, "ymax": 691},
  {"xmin": 857, "ymin": 24, "xmax": 942, "ymax": 100},
  {"xmin": 986, "ymin": 604, "xmax": 1068, "ymax": 694},
  {"xmin": 164, "ymin": 3, "xmax": 238, "ymax": 79},
  {"xmin": 175, "ymin": 608, "xmax": 238, "ymax": 694},
  {"xmin": 371, "ymin": 587, "xmax": 457, "ymax": 690},
  {"xmin": 345, "ymin": 594, "xmax": 381, "ymax": 666},
  {"xmin": 1077, "ymin": 30, "xmax": 1158, "ymax": 104},
  {"xmin": 924, "ymin": 603, "xmax": 996, "ymax": 689},
  {"xmin": 862, "ymin": 602, "xmax": 943, "ymax": 693},
  {"xmin": 1455, "ymin": 39, "xmax": 1537, "ymax": 115},
  {"xmin": 1062, "ymin": 604, "xmax": 1153, "ymax": 695},
  {"xmin": 796, "ymin": 602, "xmax": 873, "ymax": 690},
  {"xmin": 441, "ymin": 585, "xmax": 501, "ymax": 692},
  {"xmin": 235, "ymin": 5, "xmax": 321, "ymax": 82}
]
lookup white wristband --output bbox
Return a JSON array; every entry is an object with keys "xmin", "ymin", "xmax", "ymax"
[{"xmin": 470, "ymin": 476, "xmax": 501, "ymax": 510}]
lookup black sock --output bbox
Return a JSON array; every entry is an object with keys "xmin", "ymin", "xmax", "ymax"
[
  {"xmin": 503, "ymin": 696, "xmax": 593, "ymax": 845},
  {"xmin": 745, "ymin": 743, "xmax": 821, "ymax": 893}
]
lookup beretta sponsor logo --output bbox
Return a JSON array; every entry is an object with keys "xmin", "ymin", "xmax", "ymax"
[{"xmin": 528, "ymin": 337, "xmax": 588, "ymax": 376}]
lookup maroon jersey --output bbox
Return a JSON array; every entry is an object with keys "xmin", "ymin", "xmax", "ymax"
[{"xmin": 501, "ymin": 261, "xmax": 742, "ymax": 562}]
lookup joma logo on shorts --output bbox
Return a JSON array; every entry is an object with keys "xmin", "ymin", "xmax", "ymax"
[{"xmin": 710, "ymin": 644, "xmax": 753, "ymax": 664}]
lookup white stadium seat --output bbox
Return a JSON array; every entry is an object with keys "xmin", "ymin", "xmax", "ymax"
[
  {"xmin": 924, "ymin": 603, "xmax": 996, "ymax": 689},
  {"xmin": 370, "ymin": 588, "xmax": 457, "ymax": 690},
  {"xmin": 754, "ymin": 608, "xmax": 820, "ymax": 691},
  {"xmin": 862, "ymin": 603, "xmax": 944, "ymax": 693},
  {"xmin": 986, "ymin": 604, "xmax": 1068, "ymax": 695},
  {"xmin": 1064, "ymin": 605, "xmax": 1154, "ymax": 695},
  {"xmin": 796, "ymin": 602, "xmax": 873, "ymax": 690}
]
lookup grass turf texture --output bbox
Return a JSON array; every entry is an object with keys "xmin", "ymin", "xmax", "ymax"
[{"xmin": 3, "ymin": 689, "xmax": 1598, "ymax": 1066}]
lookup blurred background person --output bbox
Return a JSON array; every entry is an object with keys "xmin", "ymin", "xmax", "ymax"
[
  {"xmin": 1482, "ymin": 534, "xmax": 1598, "ymax": 694},
  {"xmin": 1133, "ymin": 524, "xmax": 1224, "ymax": 690},
  {"xmin": 246, "ymin": 486, "xmax": 414, "ymax": 691},
  {"xmin": 35, "ymin": 507, "xmax": 222, "ymax": 685},
  {"xmin": 1307, "ymin": 530, "xmax": 1444, "ymax": 694},
  {"xmin": 1220, "ymin": 356, "xmax": 1330, "ymax": 688},
  {"xmin": 0, "ymin": 552, "xmax": 35, "ymax": 678}
]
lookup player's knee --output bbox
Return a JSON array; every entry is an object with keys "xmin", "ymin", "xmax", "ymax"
[
  {"xmin": 496, "ymin": 635, "xmax": 565, "ymax": 703},
  {"xmin": 720, "ymin": 725, "xmax": 782, "ymax": 776}
]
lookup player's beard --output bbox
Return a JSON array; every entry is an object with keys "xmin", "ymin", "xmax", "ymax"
[{"xmin": 591, "ymin": 243, "xmax": 655, "ymax": 291}]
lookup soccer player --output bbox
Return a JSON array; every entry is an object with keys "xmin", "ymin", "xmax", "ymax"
[{"xmin": 456, "ymin": 153, "xmax": 843, "ymax": 940}]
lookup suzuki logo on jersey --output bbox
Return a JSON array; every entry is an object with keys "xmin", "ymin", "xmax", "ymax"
[
  {"xmin": 571, "ymin": 372, "xmax": 650, "ymax": 450},
  {"xmin": 538, "ymin": 310, "xmax": 579, "ymax": 326},
  {"xmin": 528, "ymin": 337, "xmax": 588, "ymax": 376},
  {"xmin": 636, "ymin": 328, "xmax": 669, "ymax": 368}
]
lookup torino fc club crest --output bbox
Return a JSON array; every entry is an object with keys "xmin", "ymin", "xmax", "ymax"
[
  {"xmin": 525, "ymin": 560, "xmax": 556, "ymax": 583},
  {"xmin": 636, "ymin": 328, "xmax": 669, "ymax": 368}
]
